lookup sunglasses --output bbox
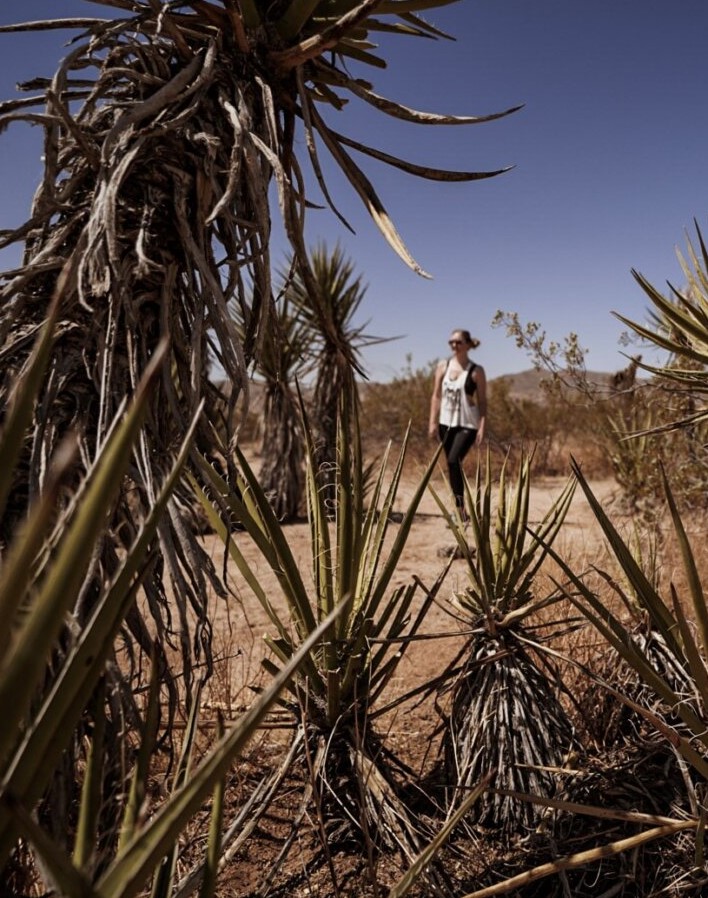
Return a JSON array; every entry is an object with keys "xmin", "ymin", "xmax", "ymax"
[{"xmin": 448, "ymin": 339, "xmax": 464, "ymax": 346}]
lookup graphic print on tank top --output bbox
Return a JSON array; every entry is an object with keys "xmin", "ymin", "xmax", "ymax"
[{"xmin": 440, "ymin": 361, "xmax": 480, "ymax": 429}]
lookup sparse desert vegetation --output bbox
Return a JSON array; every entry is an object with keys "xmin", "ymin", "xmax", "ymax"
[
  {"xmin": 2, "ymin": 3, "xmax": 708, "ymax": 898},
  {"xmin": 4, "ymin": 315, "xmax": 708, "ymax": 895}
]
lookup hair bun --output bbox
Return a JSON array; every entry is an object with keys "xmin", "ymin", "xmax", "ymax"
[{"xmin": 452, "ymin": 329, "xmax": 480, "ymax": 349}]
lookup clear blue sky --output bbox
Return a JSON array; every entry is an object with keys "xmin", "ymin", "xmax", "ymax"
[{"xmin": 2, "ymin": 1, "xmax": 707, "ymax": 381}]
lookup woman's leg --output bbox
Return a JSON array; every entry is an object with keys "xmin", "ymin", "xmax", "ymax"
[{"xmin": 439, "ymin": 426, "xmax": 477, "ymax": 510}]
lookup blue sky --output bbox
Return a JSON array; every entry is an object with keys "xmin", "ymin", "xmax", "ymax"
[{"xmin": 2, "ymin": 1, "xmax": 707, "ymax": 381}]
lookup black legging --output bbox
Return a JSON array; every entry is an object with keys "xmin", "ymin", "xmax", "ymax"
[{"xmin": 438, "ymin": 424, "xmax": 477, "ymax": 509}]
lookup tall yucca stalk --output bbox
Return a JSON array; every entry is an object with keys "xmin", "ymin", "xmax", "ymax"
[
  {"xmin": 432, "ymin": 449, "xmax": 577, "ymax": 836},
  {"xmin": 194, "ymin": 402, "xmax": 463, "ymax": 891}
]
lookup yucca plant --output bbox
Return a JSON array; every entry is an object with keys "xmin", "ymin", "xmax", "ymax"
[
  {"xmin": 552, "ymin": 461, "xmax": 708, "ymax": 769},
  {"xmin": 193, "ymin": 400, "xmax": 464, "ymax": 891},
  {"xmin": 619, "ymin": 221, "xmax": 708, "ymax": 410},
  {"xmin": 579, "ymin": 221, "xmax": 708, "ymax": 744},
  {"xmin": 5, "ymin": 594, "xmax": 341, "ymax": 898},
  {"xmin": 0, "ymin": 317, "xmax": 180, "ymax": 885},
  {"xmin": 1, "ymin": 3, "xmax": 515, "ymax": 893},
  {"xmin": 449, "ymin": 226, "xmax": 708, "ymax": 896},
  {"xmin": 569, "ymin": 220, "xmax": 708, "ymax": 750},
  {"xmin": 283, "ymin": 241, "xmax": 386, "ymax": 502},
  {"xmin": 482, "ymin": 221, "xmax": 708, "ymax": 891},
  {"xmin": 431, "ymin": 448, "xmax": 578, "ymax": 836},
  {"xmin": 494, "ymin": 460, "xmax": 704, "ymax": 895},
  {"xmin": 248, "ymin": 291, "xmax": 314, "ymax": 520},
  {"xmin": 611, "ymin": 221, "xmax": 708, "ymax": 496}
]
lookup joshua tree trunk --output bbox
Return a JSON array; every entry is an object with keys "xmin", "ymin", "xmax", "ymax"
[{"xmin": 259, "ymin": 383, "xmax": 305, "ymax": 520}]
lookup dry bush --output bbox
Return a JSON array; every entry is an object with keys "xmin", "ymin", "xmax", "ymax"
[
  {"xmin": 359, "ymin": 356, "xmax": 437, "ymax": 459},
  {"xmin": 604, "ymin": 382, "xmax": 708, "ymax": 517},
  {"xmin": 488, "ymin": 378, "xmax": 613, "ymax": 477}
]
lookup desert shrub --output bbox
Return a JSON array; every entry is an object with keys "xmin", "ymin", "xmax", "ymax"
[
  {"xmin": 359, "ymin": 356, "xmax": 610, "ymax": 478},
  {"xmin": 603, "ymin": 380, "xmax": 708, "ymax": 516},
  {"xmin": 487, "ymin": 377, "xmax": 610, "ymax": 477},
  {"xmin": 360, "ymin": 355, "xmax": 437, "ymax": 458},
  {"xmin": 493, "ymin": 308, "xmax": 708, "ymax": 506}
]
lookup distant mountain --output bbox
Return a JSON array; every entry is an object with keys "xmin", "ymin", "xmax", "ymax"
[
  {"xmin": 489, "ymin": 369, "xmax": 612, "ymax": 401},
  {"xmin": 215, "ymin": 369, "xmax": 619, "ymax": 406}
]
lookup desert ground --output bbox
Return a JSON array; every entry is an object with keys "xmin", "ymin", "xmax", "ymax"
[
  {"xmin": 198, "ymin": 461, "xmax": 620, "ymax": 719},
  {"xmin": 195, "ymin": 467, "xmax": 625, "ymax": 708}
]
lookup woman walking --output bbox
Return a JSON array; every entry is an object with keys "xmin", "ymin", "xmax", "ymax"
[{"xmin": 429, "ymin": 329, "xmax": 487, "ymax": 517}]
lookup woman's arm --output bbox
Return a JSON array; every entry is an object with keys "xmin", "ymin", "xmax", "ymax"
[{"xmin": 473, "ymin": 365, "xmax": 487, "ymax": 444}]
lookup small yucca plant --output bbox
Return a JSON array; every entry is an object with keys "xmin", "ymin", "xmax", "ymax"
[
  {"xmin": 569, "ymin": 221, "xmax": 708, "ymax": 758},
  {"xmin": 499, "ymin": 222, "xmax": 708, "ymax": 893},
  {"xmin": 194, "ymin": 401, "xmax": 469, "ymax": 891},
  {"xmin": 490, "ymin": 460, "xmax": 705, "ymax": 895},
  {"xmin": 432, "ymin": 449, "xmax": 577, "ymax": 836}
]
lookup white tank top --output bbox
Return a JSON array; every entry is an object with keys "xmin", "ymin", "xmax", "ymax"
[{"xmin": 439, "ymin": 361, "xmax": 480, "ymax": 429}]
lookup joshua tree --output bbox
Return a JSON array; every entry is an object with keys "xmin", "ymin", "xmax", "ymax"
[
  {"xmin": 0, "ymin": 0, "xmax": 515, "ymax": 652},
  {"xmin": 0, "ymin": 0, "xmax": 514, "ymax": 882},
  {"xmin": 284, "ymin": 241, "xmax": 384, "ymax": 502},
  {"xmin": 253, "ymin": 294, "xmax": 312, "ymax": 519}
]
